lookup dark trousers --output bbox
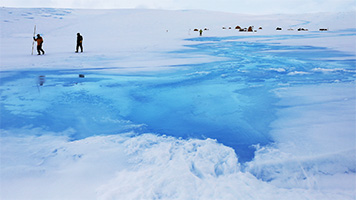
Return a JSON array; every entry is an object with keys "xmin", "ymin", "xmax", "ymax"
[
  {"xmin": 76, "ymin": 43, "xmax": 83, "ymax": 52},
  {"xmin": 37, "ymin": 44, "xmax": 45, "ymax": 55}
]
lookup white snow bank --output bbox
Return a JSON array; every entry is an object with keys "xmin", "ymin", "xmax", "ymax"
[
  {"xmin": 1, "ymin": 132, "xmax": 354, "ymax": 200},
  {"xmin": 271, "ymin": 83, "xmax": 355, "ymax": 155},
  {"xmin": 246, "ymin": 82, "xmax": 356, "ymax": 194}
]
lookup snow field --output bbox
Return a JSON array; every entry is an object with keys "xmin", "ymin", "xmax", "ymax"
[{"xmin": 1, "ymin": 7, "xmax": 356, "ymax": 200}]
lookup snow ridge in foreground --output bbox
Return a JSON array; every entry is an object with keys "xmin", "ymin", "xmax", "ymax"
[{"xmin": 1, "ymin": 132, "xmax": 355, "ymax": 200}]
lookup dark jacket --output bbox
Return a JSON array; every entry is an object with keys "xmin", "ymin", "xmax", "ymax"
[{"xmin": 77, "ymin": 35, "xmax": 83, "ymax": 44}]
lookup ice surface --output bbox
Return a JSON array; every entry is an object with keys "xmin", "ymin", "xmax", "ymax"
[{"xmin": 1, "ymin": 7, "xmax": 356, "ymax": 200}]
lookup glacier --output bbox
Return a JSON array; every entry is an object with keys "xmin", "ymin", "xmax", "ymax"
[{"xmin": 1, "ymin": 8, "xmax": 355, "ymax": 200}]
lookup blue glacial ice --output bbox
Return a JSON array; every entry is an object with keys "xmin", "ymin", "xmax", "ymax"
[{"xmin": 1, "ymin": 32, "xmax": 355, "ymax": 164}]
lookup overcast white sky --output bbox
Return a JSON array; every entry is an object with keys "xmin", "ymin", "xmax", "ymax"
[{"xmin": 1, "ymin": 0, "xmax": 356, "ymax": 14}]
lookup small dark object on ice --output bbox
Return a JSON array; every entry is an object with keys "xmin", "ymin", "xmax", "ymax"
[
  {"xmin": 79, "ymin": 74, "xmax": 85, "ymax": 78},
  {"xmin": 38, "ymin": 75, "xmax": 45, "ymax": 86}
]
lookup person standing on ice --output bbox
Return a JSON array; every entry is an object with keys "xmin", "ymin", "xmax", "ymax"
[
  {"xmin": 76, "ymin": 33, "xmax": 83, "ymax": 53},
  {"xmin": 33, "ymin": 34, "xmax": 45, "ymax": 55},
  {"xmin": 199, "ymin": 29, "xmax": 203, "ymax": 36}
]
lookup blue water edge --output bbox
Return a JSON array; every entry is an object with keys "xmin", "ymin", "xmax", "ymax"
[{"xmin": 1, "ymin": 35, "xmax": 355, "ymax": 162}]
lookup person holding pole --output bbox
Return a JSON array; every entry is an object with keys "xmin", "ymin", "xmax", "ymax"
[{"xmin": 33, "ymin": 34, "xmax": 45, "ymax": 55}]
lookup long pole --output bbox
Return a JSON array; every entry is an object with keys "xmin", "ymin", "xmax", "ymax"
[{"xmin": 31, "ymin": 25, "xmax": 36, "ymax": 55}]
